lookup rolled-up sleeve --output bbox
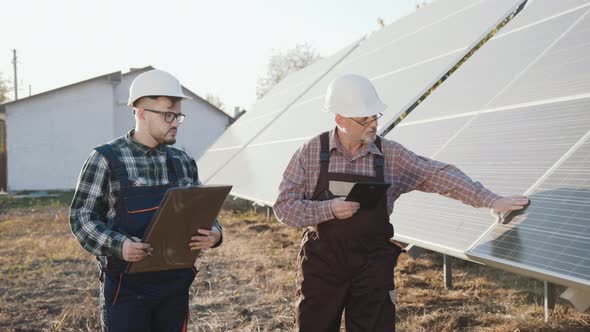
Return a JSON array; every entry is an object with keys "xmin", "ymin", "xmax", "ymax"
[
  {"xmin": 273, "ymin": 147, "xmax": 334, "ymax": 228},
  {"xmin": 69, "ymin": 151, "xmax": 128, "ymax": 258},
  {"xmin": 397, "ymin": 145, "xmax": 500, "ymax": 208}
]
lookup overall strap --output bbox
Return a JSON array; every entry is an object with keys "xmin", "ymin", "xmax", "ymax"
[
  {"xmin": 312, "ymin": 131, "xmax": 331, "ymax": 200},
  {"xmin": 373, "ymin": 136, "xmax": 384, "ymax": 182},
  {"xmin": 165, "ymin": 147, "xmax": 183, "ymax": 183},
  {"xmin": 94, "ymin": 144, "xmax": 131, "ymax": 187},
  {"xmin": 319, "ymin": 131, "xmax": 331, "ymax": 176}
]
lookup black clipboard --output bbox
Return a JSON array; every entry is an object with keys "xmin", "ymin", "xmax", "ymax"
[
  {"xmin": 126, "ymin": 184, "xmax": 232, "ymax": 274},
  {"xmin": 345, "ymin": 182, "xmax": 390, "ymax": 210}
]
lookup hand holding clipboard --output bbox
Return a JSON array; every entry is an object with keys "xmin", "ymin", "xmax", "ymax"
[{"xmin": 126, "ymin": 185, "xmax": 231, "ymax": 274}]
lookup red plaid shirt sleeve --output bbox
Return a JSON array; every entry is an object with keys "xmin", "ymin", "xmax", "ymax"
[{"xmin": 274, "ymin": 144, "xmax": 335, "ymax": 228}]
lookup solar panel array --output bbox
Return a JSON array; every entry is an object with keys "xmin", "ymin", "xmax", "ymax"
[
  {"xmin": 386, "ymin": 0, "xmax": 590, "ymax": 290},
  {"xmin": 197, "ymin": 0, "xmax": 590, "ymax": 291},
  {"xmin": 203, "ymin": 0, "xmax": 525, "ymax": 204}
]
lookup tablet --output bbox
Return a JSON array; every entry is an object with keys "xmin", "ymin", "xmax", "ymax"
[
  {"xmin": 126, "ymin": 184, "xmax": 232, "ymax": 274},
  {"xmin": 344, "ymin": 182, "xmax": 390, "ymax": 210}
]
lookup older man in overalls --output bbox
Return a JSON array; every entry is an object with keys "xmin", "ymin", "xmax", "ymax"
[{"xmin": 274, "ymin": 74, "xmax": 528, "ymax": 331}]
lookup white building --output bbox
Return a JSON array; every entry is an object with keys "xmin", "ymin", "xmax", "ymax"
[
  {"xmin": 0, "ymin": 112, "xmax": 6, "ymax": 192},
  {"xmin": 0, "ymin": 67, "xmax": 232, "ymax": 191}
]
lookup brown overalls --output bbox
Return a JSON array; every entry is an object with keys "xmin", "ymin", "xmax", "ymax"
[{"xmin": 296, "ymin": 132, "xmax": 401, "ymax": 332}]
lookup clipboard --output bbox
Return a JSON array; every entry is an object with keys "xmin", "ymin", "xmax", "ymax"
[
  {"xmin": 126, "ymin": 184, "xmax": 232, "ymax": 274},
  {"xmin": 344, "ymin": 182, "xmax": 390, "ymax": 210}
]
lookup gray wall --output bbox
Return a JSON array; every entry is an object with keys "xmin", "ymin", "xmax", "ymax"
[{"xmin": 7, "ymin": 79, "xmax": 114, "ymax": 190}]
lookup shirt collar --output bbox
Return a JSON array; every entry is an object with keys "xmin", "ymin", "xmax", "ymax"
[
  {"xmin": 126, "ymin": 129, "xmax": 167, "ymax": 156},
  {"xmin": 329, "ymin": 127, "xmax": 382, "ymax": 159}
]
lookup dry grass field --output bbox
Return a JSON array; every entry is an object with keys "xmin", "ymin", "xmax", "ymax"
[{"xmin": 0, "ymin": 195, "xmax": 589, "ymax": 331}]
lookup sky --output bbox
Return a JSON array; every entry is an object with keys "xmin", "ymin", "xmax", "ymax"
[{"xmin": 0, "ymin": 0, "xmax": 430, "ymax": 112}]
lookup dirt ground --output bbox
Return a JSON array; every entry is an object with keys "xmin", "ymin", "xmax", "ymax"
[{"xmin": 0, "ymin": 204, "xmax": 589, "ymax": 331}]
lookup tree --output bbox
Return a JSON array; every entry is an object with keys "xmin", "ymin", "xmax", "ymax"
[
  {"xmin": 416, "ymin": 1, "xmax": 430, "ymax": 9},
  {"xmin": 205, "ymin": 94, "xmax": 224, "ymax": 111},
  {"xmin": 256, "ymin": 43, "xmax": 321, "ymax": 99},
  {"xmin": 0, "ymin": 73, "xmax": 9, "ymax": 104}
]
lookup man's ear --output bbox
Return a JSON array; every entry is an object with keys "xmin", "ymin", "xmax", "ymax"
[
  {"xmin": 335, "ymin": 114, "xmax": 344, "ymax": 126},
  {"xmin": 335, "ymin": 114, "xmax": 348, "ymax": 132},
  {"xmin": 135, "ymin": 107, "xmax": 145, "ymax": 121}
]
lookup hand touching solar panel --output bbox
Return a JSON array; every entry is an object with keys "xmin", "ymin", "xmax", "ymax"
[{"xmin": 490, "ymin": 195, "xmax": 530, "ymax": 223}]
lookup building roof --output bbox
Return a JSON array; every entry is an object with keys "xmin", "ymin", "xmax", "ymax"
[{"xmin": 0, "ymin": 66, "xmax": 232, "ymax": 120}]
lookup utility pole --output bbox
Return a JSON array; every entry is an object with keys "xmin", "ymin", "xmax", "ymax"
[{"xmin": 12, "ymin": 49, "xmax": 18, "ymax": 100}]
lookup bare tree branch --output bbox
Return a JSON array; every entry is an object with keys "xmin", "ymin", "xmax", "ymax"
[
  {"xmin": 0, "ymin": 73, "xmax": 9, "ymax": 104},
  {"xmin": 256, "ymin": 43, "xmax": 321, "ymax": 99},
  {"xmin": 205, "ymin": 94, "xmax": 225, "ymax": 111}
]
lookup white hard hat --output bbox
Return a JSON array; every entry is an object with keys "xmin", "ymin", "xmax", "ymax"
[
  {"xmin": 323, "ymin": 74, "xmax": 387, "ymax": 117},
  {"xmin": 128, "ymin": 69, "xmax": 192, "ymax": 107}
]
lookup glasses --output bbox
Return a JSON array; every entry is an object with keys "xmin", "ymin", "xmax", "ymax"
[
  {"xmin": 349, "ymin": 113, "xmax": 383, "ymax": 127},
  {"xmin": 143, "ymin": 109, "xmax": 186, "ymax": 124}
]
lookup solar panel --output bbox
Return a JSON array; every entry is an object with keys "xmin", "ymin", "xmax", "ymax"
[
  {"xmin": 487, "ymin": 5, "xmax": 590, "ymax": 108},
  {"xmin": 406, "ymin": 4, "xmax": 590, "ymax": 122},
  {"xmin": 197, "ymin": 41, "xmax": 361, "ymax": 182},
  {"xmin": 385, "ymin": 0, "xmax": 590, "ymax": 289},
  {"xmin": 467, "ymin": 132, "xmax": 590, "ymax": 290},
  {"xmin": 205, "ymin": 0, "xmax": 526, "ymax": 203},
  {"xmin": 389, "ymin": 98, "xmax": 590, "ymax": 258}
]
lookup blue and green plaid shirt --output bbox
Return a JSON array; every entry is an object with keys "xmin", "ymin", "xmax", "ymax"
[{"xmin": 69, "ymin": 130, "xmax": 222, "ymax": 259}]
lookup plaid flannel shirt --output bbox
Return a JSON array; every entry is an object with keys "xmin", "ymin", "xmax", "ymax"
[
  {"xmin": 274, "ymin": 128, "xmax": 501, "ymax": 228},
  {"xmin": 69, "ymin": 130, "xmax": 222, "ymax": 259}
]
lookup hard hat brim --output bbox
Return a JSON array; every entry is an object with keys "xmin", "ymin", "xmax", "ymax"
[
  {"xmin": 127, "ymin": 93, "xmax": 192, "ymax": 107},
  {"xmin": 323, "ymin": 101, "xmax": 388, "ymax": 118}
]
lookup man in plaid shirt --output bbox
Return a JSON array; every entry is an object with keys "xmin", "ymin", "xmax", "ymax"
[
  {"xmin": 274, "ymin": 74, "xmax": 528, "ymax": 332},
  {"xmin": 70, "ymin": 69, "xmax": 222, "ymax": 331}
]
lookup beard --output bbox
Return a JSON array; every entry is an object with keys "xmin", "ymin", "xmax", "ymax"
[
  {"xmin": 162, "ymin": 137, "xmax": 176, "ymax": 145},
  {"xmin": 158, "ymin": 128, "xmax": 177, "ymax": 145},
  {"xmin": 361, "ymin": 130, "xmax": 377, "ymax": 144}
]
